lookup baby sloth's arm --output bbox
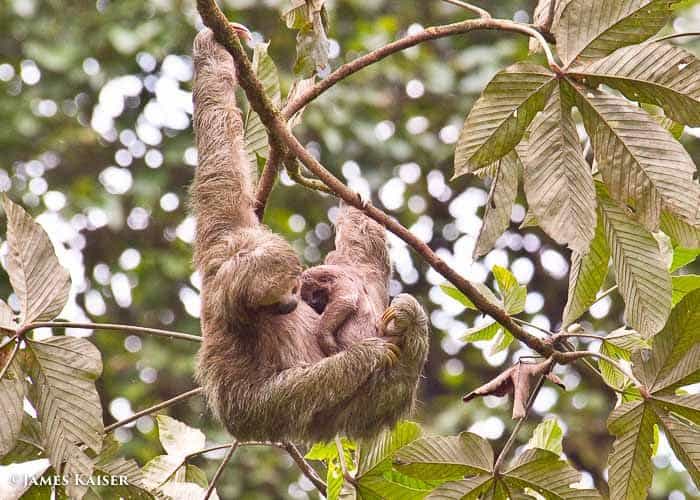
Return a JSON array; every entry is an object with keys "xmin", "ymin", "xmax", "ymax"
[{"xmin": 301, "ymin": 265, "xmax": 360, "ymax": 355}]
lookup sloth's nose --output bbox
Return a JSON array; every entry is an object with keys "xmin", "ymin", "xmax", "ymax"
[{"xmin": 276, "ymin": 298, "xmax": 298, "ymax": 315}]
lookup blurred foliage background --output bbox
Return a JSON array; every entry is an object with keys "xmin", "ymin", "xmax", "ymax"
[{"xmin": 1, "ymin": 0, "xmax": 699, "ymax": 498}]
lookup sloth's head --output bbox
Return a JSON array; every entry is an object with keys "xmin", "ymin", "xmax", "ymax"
[{"xmin": 222, "ymin": 230, "xmax": 302, "ymax": 325}]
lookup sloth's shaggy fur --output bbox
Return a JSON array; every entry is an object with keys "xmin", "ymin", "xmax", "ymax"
[{"xmin": 191, "ymin": 29, "xmax": 429, "ymax": 443}]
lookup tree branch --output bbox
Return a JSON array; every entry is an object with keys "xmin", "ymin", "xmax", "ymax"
[
  {"xmin": 255, "ymin": 141, "xmax": 284, "ymax": 220},
  {"xmin": 204, "ymin": 441, "xmax": 239, "ymax": 500},
  {"xmin": 104, "ymin": 387, "xmax": 204, "ymax": 433},
  {"xmin": 15, "ymin": 321, "xmax": 201, "ymax": 343},
  {"xmin": 281, "ymin": 17, "xmax": 557, "ymax": 119},
  {"xmin": 283, "ymin": 442, "xmax": 328, "ymax": 495},
  {"xmin": 196, "ymin": 0, "xmax": 558, "ymax": 359}
]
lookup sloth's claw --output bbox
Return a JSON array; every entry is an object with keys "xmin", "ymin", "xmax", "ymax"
[
  {"xmin": 381, "ymin": 306, "xmax": 397, "ymax": 333},
  {"xmin": 385, "ymin": 342, "xmax": 400, "ymax": 367}
]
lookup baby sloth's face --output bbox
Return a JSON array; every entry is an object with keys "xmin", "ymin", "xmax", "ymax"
[{"xmin": 300, "ymin": 271, "xmax": 335, "ymax": 315}]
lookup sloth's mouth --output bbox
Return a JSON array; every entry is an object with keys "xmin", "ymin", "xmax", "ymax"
[{"xmin": 274, "ymin": 299, "xmax": 298, "ymax": 315}]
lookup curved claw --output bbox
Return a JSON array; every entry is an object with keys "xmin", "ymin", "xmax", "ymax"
[
  {"xmin": 385, "ymin": 342, "xmax": 400, "ymax": 367},
  {"xmin": 381, "ymin": 306, "xmax": 397, "ymax": 333}
]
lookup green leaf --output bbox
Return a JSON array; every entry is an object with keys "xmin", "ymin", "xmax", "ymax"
[
  {"xmin": 632, "ymin": 288, "xmax": 700, "ymax": 392},
  {"xmin": 557, "ymin": 0, "xmax": 677, "ymax": 66},
  {"xmin": 27, "ymin": 337, "xmax": 103, "ymax": 478},
  {"xmin": 671, "ymin": 247, "xmax": 700, "ymax": 272},
  {"xmin": 2, "ymin": 196, "xmax": 71, "ymax": 325},
  {"xmin": 454, "ymin": 64, "xmax": 555, "ymax": 175},
  {"xmin": 523, "ymin": 84, "xmax": 596, "ymax": 253},
  {"xmin": 599, "ymin": 186, "xmax": 671, "ymax": 338},
  {"xmin": 427, "ymin": 476, "xmax": 496, "ymax": 499},
  {"xmin": 92, "ymin": 457, "xmax": 155, "ymax": 499},
  {"xmin": 474, "ymin": 151, "xmax": 520, "ymax": 258},
  {"xmin": 141, "ymin": 455, "xmax": 183, "ymax": 490},
  {"xmin": 357, "ymin": 470, "xmax": 435, "ymax": 500},
  {"xmin": 562, "ymin": 209, "xmax": 610, "ymax": 326},
  {"xmin": 489, "ymin": 329, "xmax": 514, "ymax": 355},
  {"xmin": 653, "ymin": 413, "xmax": 700, "ymax": 486},
  {"xmin": 504, "ymin": 448, "xmax": 602, "ymax": 499},
  {"xmin": 573, "ymin": 42, "xmax": 700, "ymax": 126},
  {"xmin": 572, "ymin": 85, "xmax": 700, "ymax": 230},
  {"xmin": 395, "ymin": 433, "xmax": 494, "ymax": 480},
  {"xmin": 441, "ymin": 284, "xmax": 501, "ymax": 311},
  {"xmin": 357, "ymin": 421, "xmax": 422, "ymax": 477},
  {"xmin": 156, "ymin": 415, "xmax": 206, "ymax": 459},
  {"xmin": 492, "ymin": 265, "xmax": 526, "ymax": 315},
  {"xmin": 0, "ymin": 417, "xmax": 44, "ymax": 465},
  {"xmin": 671, "ymin": 275, "xmax": 700, "ymax": 306},
  {"xmin": 0, "ymin": 356, "xmax": 26, "ymax": 456},
  {"xmin": 527, "ymin": 418, "xmax": 564, "ymax": 455},
  {"xmin": 607, "ymin": 401, "xmax": 657, "ymax": 500},
  {"xmin": 0, "ymin": 299, "xmax": 16, "ymax": 333},
  {"xmin": 244, "ymin": 42, "xmax": 281, "ymax": 168},
  {"xmin": 661, "ymin": 211, "xmax": 700, "ymax": 248},
  {"xmin": 462, "ymin": 321, "xmax": 501, "ymax": 343}
]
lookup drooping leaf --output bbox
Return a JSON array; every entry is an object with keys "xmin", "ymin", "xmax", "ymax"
[
  {"xmin": 599, "ymin": 186, "xmax": 671, "ymax": 337},
  {"xmin": 632, "ymin": 288, "xmax": 700, "ymax": 392},
  {"xmin": 527, "ymin": 417, "xmax": 564, "ymax": 455},
  {"xmin": 523, "ymin": 84, "xmax": 596, "ymax": 253},
  {"xmin": 454, "ymin": 64, "xmax": 555, "ymax": 176},
  {"xmin": 27, "ymin": 336, "xmax": 103, "ymax": 479},
  {"xmin": 607, "ymin": 401, "xmax": 657, "ymax": 500},
  {"xmin": 557, "ymin": 0, "xmax": 677, "ymax": 66},
  {"xmin": 572, "ymin": 86, "xmax": 700, "ymax": 230},
  {"xmin": 0, "ymin": 356, "xmax": 25, "ymax": 456},
  {"xmin": 562, "ymin": 209, "xmax": 610, "ymax": 327},
  {"xmin": 573, "ymin": 42, "xmax": 700, "ymax": 125},
  {"xmin": 474, "ymin": 152, "xmax": 520, "ymax": 258},
  {"xmin": 282, "ymin": 1, "xmax": 330, "ymax": 77},
  {"xmin": 671, "ymin": 275, "xmax": 700, "ymax": 306},
  {"xmin": 2, "ymin": 197, "xmax": 71, "ymax": 325},
  {"xmin": 395, "ymin": 433, "xmax": 493, "ymax": 481},
  {"xmin": 653, "ymin": 412, "xmax": 700, "ymax": 486},
  {"xmin": 244, "ymin": 42, "xmax": 281, "ymax": 168}
]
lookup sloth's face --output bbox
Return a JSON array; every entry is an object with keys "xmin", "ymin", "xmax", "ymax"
[{"xmin": 257, "ymin": 275, "xmax": 300, "ymax": 315}]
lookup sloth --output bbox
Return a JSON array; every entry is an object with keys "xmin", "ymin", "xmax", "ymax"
[{"xmin": 191, "ymin": 27, "xmax": 430, "ymax": 443}]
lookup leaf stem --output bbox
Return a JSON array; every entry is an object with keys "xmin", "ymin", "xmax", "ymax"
[
  {"xmin": 558, "ymin": 350, "xmax": 642, "ymax": 388},
  {"xmin": 512, "ymin": 317, "xmax": 554, "ymax": 336},
  {"xmin": 441, "ymin": 0, "xmax": 491, "ymax": 18},
  {"xmin": 15, "ymin": 321, "xmax": 201, "ymax": 343},
  {"xmin": 104, "ymin": 387, "xmax": 204, "ymax": 433},
  {"xmin": 648, "ymin": 31, "xmax": 700, "ymax": 44},
  {"xmin": 591, "ymin": 285, "xmax": 617, "ymax": 307},
  {"xmin": 203, "ymin": 441, "xmax": 239, "ymax": 500}
]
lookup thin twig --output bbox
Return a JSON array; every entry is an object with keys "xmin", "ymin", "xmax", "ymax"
[
  {"xmin": 285, "ymin": 158, "xmax": 332, "ymax": 194},
  {"xmin": 493, "ymin": 375, "xmax": 546, "ymax": 473},
  {"xmin": 0, "ymin": 339, "xmax": 20, "ymax": 381},
  {"xmin": 104, "ymin": 387, "xmax": 204, "ymax": 433},
  {"xmin": 204, "ymin": 441, "xmax": 239, "ymax": 500},
  {"xmin": 283, "ymin": 442, "xmax": 327, "ymax": 495},
  {"xmin": 188, "ymin": 441, "xmax": 280, "ymax": 460},
  {"xmin": 591, "ymin": 285, "xmax": 617, "ymax": 307},
  {"xmin": 648, "ymin": 31, "xmax": 700, "ymax": 44},
  {"xmin": 556, "ymin": 350, "xmax": 641, "ymax": 387},
  {"xmin": 196, "ymin": 0, "xmax": 559, "ymax": 360},
  {"xmin": 281, "ymin": 18, "xmax": 558, "ymax": 120},
  {"xmin": 441, "ymin": 0, "xmax": 491, "ymax": 18},
  {"xmin": 16, "ymin": 321, "xmax": 201, "ymax": 343},
  {"xmin": 512, "ymin": 317, "xmax": 554, "ymax": 336}
]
